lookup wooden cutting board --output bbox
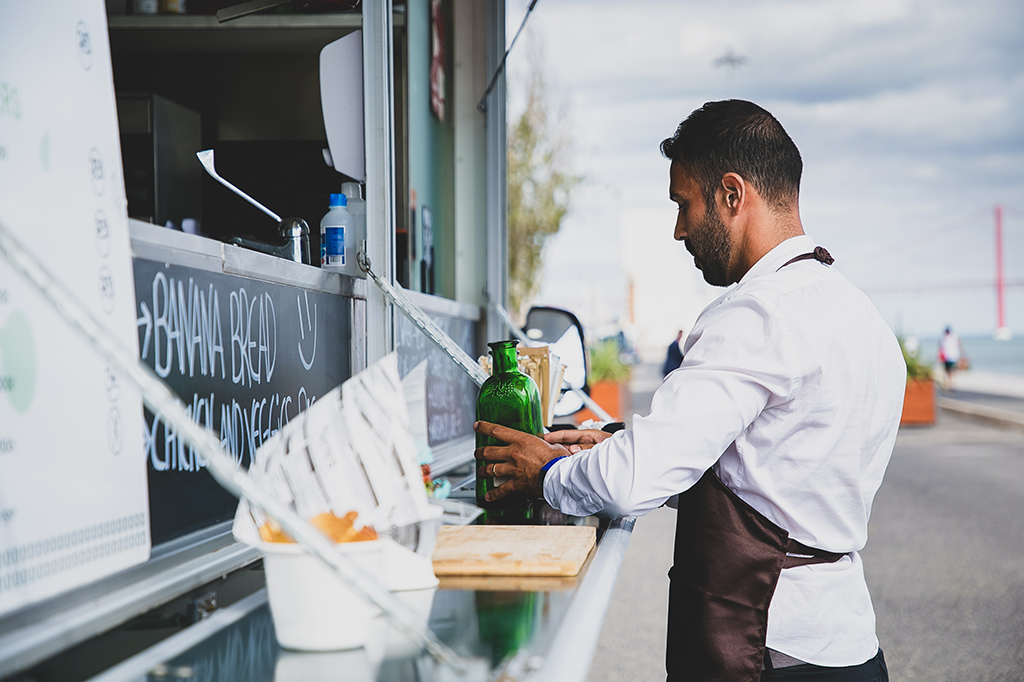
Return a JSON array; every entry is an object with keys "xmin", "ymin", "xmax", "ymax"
[{"xmin": 432, "ymin": 525, "xmax": 596, "ymax": 577}]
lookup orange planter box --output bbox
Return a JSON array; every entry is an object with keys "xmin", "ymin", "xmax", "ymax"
[
  {"xmin": 901, "ymin": 379, "xmax": 935, "ymax": 425},
  {"xmin": 575, "ymin": 380, "xmax": 626, "ymax": 424}
]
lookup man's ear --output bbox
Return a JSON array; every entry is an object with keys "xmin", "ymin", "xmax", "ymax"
[{"xmin": 720, "ymin": 172, "xmax": 746, "ymax": 216}]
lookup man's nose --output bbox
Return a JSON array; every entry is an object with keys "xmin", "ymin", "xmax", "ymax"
[{"xmin": 674, "ymin": 213, "xmax": 687, "ymax": 241}]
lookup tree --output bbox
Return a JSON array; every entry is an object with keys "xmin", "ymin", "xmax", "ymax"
[{"xmin": 507, "ymin": 57, "xmax": 580, "ymax": 319}]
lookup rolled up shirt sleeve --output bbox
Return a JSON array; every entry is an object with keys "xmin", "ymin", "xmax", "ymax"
[{"xmin": 543, "ymin": 293, "xmax": 800, "ymax": 518}]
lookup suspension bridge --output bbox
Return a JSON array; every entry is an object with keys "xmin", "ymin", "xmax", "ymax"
[{"xmin": 845, "ymin": 204, "xmax": 1024, "ymax": 339}]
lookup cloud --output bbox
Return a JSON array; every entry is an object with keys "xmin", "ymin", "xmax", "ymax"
[
  {"xmin": 527, "ymin": 0, "xmax": 1023, "ymax": 97},
  {"xmin": 511, "ymin": 0, "xmax": 1024, "ymax": 336},
  {"xmin": 783, "ymin": 78, "xmax": 1024, "ymax": 151}
]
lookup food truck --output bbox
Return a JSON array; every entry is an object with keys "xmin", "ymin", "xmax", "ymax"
[{"xmin": 0, "ymin": 1, "xmax": 635, "ymax": 681}]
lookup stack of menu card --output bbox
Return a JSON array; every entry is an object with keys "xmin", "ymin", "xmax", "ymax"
[
  {"xmin": 517, "ymin": 345, "xmax": 567, "ymax": 427},
  {"xmin": 233, "ymin": 353, "xmax": 434, "ymax": 545}
]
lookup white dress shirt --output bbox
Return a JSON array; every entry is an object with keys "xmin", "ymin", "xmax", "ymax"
[{"xmin": 543, "ymin": 234, "xmax": 906, "ymax": 667}]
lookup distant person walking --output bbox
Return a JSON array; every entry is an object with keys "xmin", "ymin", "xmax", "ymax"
[
  {"xmin": 939, "ymin": 326, "xmax": 965, "ymax": 391},
  {"xmin": 663, "ymin": 330, "xmax": 684, "ymax": 377}
]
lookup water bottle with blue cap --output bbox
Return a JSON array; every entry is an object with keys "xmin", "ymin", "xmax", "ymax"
[{"xmin": 320, "ymin": 193, "xmax": 355, "ymax": 275}]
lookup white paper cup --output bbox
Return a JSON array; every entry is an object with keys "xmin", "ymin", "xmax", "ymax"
[
  {"xmin": 274, "ymin": 643, "xmax": 383, "ymax": 682},
  {"xmin": 379, "ymin": 537, "xmax": 439, "ymax": 659},
  {"xmin": 260, "ymin": 539, "xmax": 383, "ymax": 651},
  {"xmin": 383, "ymin": 586, "xmax": 438, "ymax": 660},
  {"xmin": 414, "ymin": 503, "xmax": 444, "ymax": 558}
]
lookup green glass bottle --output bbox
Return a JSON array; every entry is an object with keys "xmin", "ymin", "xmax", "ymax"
[
  {"xmin": 475, "ymin": 340, "xmax": 544, "ymax": 508},
  {"xmin": 475, "ymin": 590, "xmax": 539, "ymax": 665}
]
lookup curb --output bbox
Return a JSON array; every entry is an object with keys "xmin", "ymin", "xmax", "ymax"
[{"xmin": 937, "ymin": 397, "xmax": 1024, "ymax": 434}]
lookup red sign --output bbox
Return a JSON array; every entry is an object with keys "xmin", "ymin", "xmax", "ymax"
[{"xmin": 429, "ymin": 0, "xmax": 445, "ymax": 121}]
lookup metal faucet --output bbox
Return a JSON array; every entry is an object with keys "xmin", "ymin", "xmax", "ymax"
[
  {"xmin": 196, "ymin": 149, "xmax": 312, "ymax": 266},
  {"xmin": 229, "ymin": 217, "xmax": 311, "ymax": 265}
]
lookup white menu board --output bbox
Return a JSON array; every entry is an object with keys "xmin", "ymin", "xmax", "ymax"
[{"xmin": 0, "ymin": 0, "xmax": 150, "ymax": 616}]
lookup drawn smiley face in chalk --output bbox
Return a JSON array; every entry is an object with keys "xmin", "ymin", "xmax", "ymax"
[{"xmin": 0, "ymin": 310, "xmax": 36, "ymax": 412}]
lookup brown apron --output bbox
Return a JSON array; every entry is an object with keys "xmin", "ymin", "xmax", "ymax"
[{"xmin": 666, "ymin": 247, "xmax": 843, "ymax": 682}]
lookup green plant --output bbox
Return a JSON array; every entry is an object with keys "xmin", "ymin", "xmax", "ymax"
[
  {"xmin": 898, "ymin": 336, "xmax": 934, "ymax": 381},
  {"xmin": 588, "ymin": 339, "xmax": 630, "ymax": 383},
  {"xmin": 507, "ymin": 45, "xmax": 582, "ymax": 318}
]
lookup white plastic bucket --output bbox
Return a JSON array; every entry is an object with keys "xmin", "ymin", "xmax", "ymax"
[{"xmin": 260, "ymin": 539, "xmax": 383, "ymax": 651}]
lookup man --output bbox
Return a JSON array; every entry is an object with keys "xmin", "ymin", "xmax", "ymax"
[
  {"xmin": 475, "ymin": 100, "xmax": 905, "ymax": 682},
  {"xmin": 939, "ymin": 325, "xmax": 964, "ymax": 391},
  {"xmin": 663, "ymin": 330, "xmax": 685, "ymax": 377}
]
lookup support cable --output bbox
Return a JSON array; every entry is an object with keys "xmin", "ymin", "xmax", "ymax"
[
  {"xmin": 477, "ymin": 0, "xmax": 540, "ymax": 114},
  {"xmin": 359, "ymin": 251, "xmax": 490, "ymax": 387}
]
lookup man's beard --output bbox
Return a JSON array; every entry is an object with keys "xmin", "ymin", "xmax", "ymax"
[{"xmin": 684, "ymin": 206, "xmax": 732, "ymax": 287}]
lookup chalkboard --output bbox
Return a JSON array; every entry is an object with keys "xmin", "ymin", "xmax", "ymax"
[
  {"xmin": 133, "ymin": 259, "xmax": 351, "ymax": 546},
  {"xmin": 395, "ymin": 307, "xmax": 479, "ymax": 446}
]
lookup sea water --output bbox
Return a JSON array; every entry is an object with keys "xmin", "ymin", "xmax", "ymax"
[{"xmin": 917, "ymin": 335, "xmax": 1024, "ymax": 376}]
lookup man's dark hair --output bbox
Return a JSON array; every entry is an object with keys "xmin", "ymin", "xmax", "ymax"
[{"xmin": 660, "ymin": 100, "xmax": 802, "ymax": 212}]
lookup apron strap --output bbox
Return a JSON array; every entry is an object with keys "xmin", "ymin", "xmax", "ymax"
[
  {"xmin": 776, "ymin": 243, "xmax": 846, "ymax": 571},
  {"xmin": 777, "ymin": 246, "xmax": 834, "ymax": 271},
  {"xmin": 783, "ymin": 538, "xmax": 848, "ymax": 569}
]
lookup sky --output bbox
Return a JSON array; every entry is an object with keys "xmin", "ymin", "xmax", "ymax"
[{"xmin": 506, "ymin": 0, "xmax": 1024, "ymax": 356}]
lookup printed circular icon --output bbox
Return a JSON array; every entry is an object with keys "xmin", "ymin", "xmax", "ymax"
[
  {"xmin": 98, "ymin": 266, "xmax": 114, "ymax": 313},
  {"xmin": 104, "ymin": 367, "xmax": 120, "ymax": 402},
  {"xmin": 76, "ymin": 21, "xmax": 93, "ymax": 71},
  {"xmin": 107, "ymin": 406, "xmax": 122, "ymax": 455},
  {"xmin": 94, "ymin": 210, "xmax": 110, "ymax": 257},
  {"xmin": 89, "ymin": 148, "xmax": 103, "ymax": 196}
]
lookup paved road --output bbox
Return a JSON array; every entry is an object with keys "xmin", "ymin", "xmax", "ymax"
[
  {"xmin": 866, "ymin": 413, "xmax": 1024, "ymax": 680},
  {"xmin": 585, "ymin": 369, "xmax": 1024, "ymax": 682},
  {"xmin": 946, "ymin": 389, "xmax": 1024, "ymax": 414}
]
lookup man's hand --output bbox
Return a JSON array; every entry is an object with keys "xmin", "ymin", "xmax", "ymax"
[
  {"xmin": 474, "ymin": 421, "xmax": 572, "ymax": 503},
  {"xmin": 544, "ymin": 428, "xmax": 612, "ymax": 453}
]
